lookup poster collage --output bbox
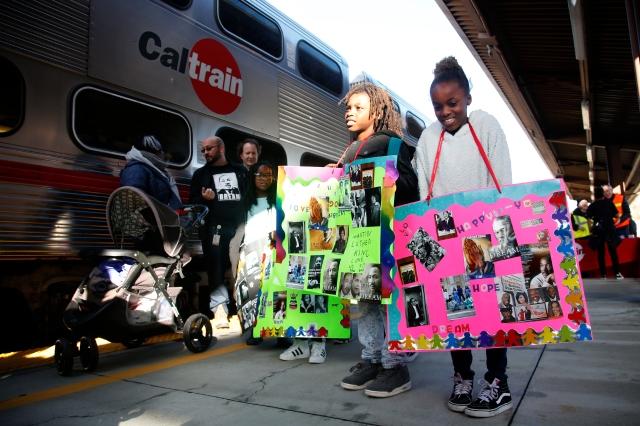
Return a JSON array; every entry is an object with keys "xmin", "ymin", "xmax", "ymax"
[{"xmin": 389, "ymin": 180, "xmax": 591, "ymax": 351}]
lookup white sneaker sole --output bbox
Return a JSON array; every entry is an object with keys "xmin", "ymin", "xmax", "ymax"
[
  {"xmin": 464, "ymin": 401, "xmax": 513, "ymax": 418},
  {"xmin": 447, "ymin": 401, "xmax": 470, "ymax": 412},
  {"xmin": 340, "ymin": 379, "xmax": 374, "ymax": 390},
  {"xmin": 308, "ymin": 356, "xmax": 326, "ymax": 364},
  {"xmin": 364, "ymin": 382, "xmax": 412, "ymax": 398}
]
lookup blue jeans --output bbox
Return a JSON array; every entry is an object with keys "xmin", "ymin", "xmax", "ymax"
[{"xmin": 358, "ymin": 303, "xmax": 412, "ymax": 369}]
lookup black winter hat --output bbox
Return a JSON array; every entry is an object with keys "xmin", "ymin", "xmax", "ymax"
[{"xmin": 135, "ymin": 135, "xmax": 163, "ymax": 154}]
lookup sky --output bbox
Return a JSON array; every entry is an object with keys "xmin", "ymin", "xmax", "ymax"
[{"xmin": 266, "ymin": 0, "xmax": 553, "ymax": 184}]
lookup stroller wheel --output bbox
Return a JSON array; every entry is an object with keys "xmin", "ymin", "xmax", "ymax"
[
  {"xmin": 54, "ymin": 338, "xmax": 74, "ymax": 376},
  {"xmin": 79, "ymin": 337, "xmax": 99, "ymax": 372},
  {"xmin": 183, "ymin": 313, "xmax": 214, "ymax": 353},
  {"xmin": 122, "ymin": 338, "xmax": 146, "ymax": 349}
]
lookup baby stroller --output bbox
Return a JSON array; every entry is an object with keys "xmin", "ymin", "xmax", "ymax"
[{"xmin": 55, "ymin": 186, "xmax": 213, "ymax": 376}]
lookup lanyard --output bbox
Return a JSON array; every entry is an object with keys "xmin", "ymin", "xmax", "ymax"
[{"xmin": 426, "ymin": 122, "xmax": 502, "ymax": 202}]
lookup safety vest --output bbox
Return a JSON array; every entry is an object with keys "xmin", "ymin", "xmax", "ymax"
[
  {"xmin": 572, "ymin": 214, "xmax": 590, "ymax": 238},
  {"xmin": 612, "ymin": 194, "xmax": 630, "ymax": 228}
]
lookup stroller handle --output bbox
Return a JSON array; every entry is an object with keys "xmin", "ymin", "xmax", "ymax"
[{"xmin": 179, "ymin": 205, "xmax": 209, "ymax": 234}]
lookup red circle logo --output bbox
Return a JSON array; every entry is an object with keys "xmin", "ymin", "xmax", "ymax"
[{"xmin": 190, "ymin": 38, "xmax": 243, "ymax": 115}]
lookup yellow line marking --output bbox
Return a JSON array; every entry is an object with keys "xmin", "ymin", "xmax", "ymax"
[{"xmin": 0, "ymin": 342, "xmax": 247, "ymax": 411}]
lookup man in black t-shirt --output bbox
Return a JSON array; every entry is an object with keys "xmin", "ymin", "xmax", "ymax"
[{"xmin": 190, "ymin": 136, "xmax": 246, "ymax": 328}]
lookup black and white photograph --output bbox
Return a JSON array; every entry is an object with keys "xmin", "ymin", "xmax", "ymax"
[
  {"xmin": 520, "ymin": 243, "xmax": 555, "ymax": 289},
  {"xmin": 361, "ymin": 162, "xmax": 375, "ymax": 189},
  {"xmin": 359, "ymin": 263, "xmax": 382, "ymax": 302},
  {"xmin": 407, "ymin": 227, "xmax": 446, "ymax": 272},
  {"xmin": 332, "ymin": 225, "xmax": 348, "ymax": 254},
  {"xmin": 364, "ymin": 187, "xmax": 381, "ymax": 227},
  {"xmin": 339, "ymin": 272, "xmax": 354, "ymax": 298},
  {"xmin": 314, "ymin": 295, "xmax": 328, "ymax": 313},
  {"xmin": 404, "ymin": 285, "xmax": 428, "ymax": 327},
  {"xmin": 463, "ymin": 235, "xmax": 495, "ymax": 279},
  {"xmin": 258, "ymin": 292, "xmax": 268, "ymax": 318},
  {"xmin": 496, "ymin": 289, "xmax": 516, "ymax": 323},
  {"xmin": 273, "ymin": 291, "xmax": 287, "ymax": 321},
  {"xmin": 286, "ymin": 255, "xmax": 306, "ymax": 289},
  {"xmin": 489, "ymin": 215, "xmax": 520, "ymax": 261},
  {"xmin": 435, "ymin": 210, "xmax": 458, "ymax": 240},
  {"xmin": 441, "ymin": 275, "xmax": 475, "ymax": 320},
  {"xmin": 351, "ymin": 189, "xmax": 366, "ymax": 228},
  {"xmin": 307, "ymin": 255, "xmax": 324, "ymax": 290},
  {"xmin": 322, "ymin": 258, "xmax": 340, "ymax": 294},
  {"xmin": 338, "ymin": 176, "xmax": 351, "ymax": 211},
  {"xmin": 299, "ymin": 293, "xmax": 315, "ymax": 313},
  {"xmin": 213, "ymin": 172, "xmax": 241, "ymax": 201},
  {"xmin": 397, "ymin": 256, "xmax": 417, "ymax": 285},
  {"xmin": 240, "ymin": 299, "xmax": 257, "ymax": 330},
  {"xmin": 288, "ymin": 221, "xmax": 305, "ymax": 254},
  {"xmin": 349, "ymin": 163, "xmax": 362, "ymax": 190}
]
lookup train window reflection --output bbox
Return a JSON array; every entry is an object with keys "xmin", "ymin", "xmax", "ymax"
[
  {"xmin": 297, "ymin": 40, "xmax": 343, "ymax": 96},
  {"xmin": 0, "ymin": 56, "xmax": 25, "ymax": 136},
  {"xmin": 71, "ymin": 87, "xmax": 191, "ymax": 167},
  {"xmin": 406, "ymin": 111, "xmax": 426, "ymax": 140}
]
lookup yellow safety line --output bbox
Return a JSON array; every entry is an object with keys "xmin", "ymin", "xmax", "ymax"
[{"xmin": 0, "ymin": 342, "xmax": 247, "ymax": 411}]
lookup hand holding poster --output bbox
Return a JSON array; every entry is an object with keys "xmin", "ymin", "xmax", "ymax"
[{"xmin": 387, "ymin": 179, "xmax": 592, "ymax": 351}]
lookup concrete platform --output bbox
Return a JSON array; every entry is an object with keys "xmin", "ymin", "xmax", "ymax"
[{"xmin": 0, "ymin": 278, "xmax": 638, "ymax": 425}]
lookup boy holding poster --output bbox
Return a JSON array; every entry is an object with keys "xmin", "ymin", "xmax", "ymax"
[
  {"xmin": 334, "ymin": 82, "xmax": 419, "ymax": 398},
  {"xmin": 414, "ymin": 57, "xmax": 514, "ymax": 417}
]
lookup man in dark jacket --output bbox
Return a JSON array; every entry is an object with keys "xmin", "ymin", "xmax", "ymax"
[
  {"xmin": 190, "ymin": 136, "xmax": 246, "ymax": 328},
  {"xmin": 120, "ymin": 135, "xmax": 182, "ymax": 209}
]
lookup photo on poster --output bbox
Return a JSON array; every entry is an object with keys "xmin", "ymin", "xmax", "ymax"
[
  {"xmin": 332, "ymin": 225, "xmax": 349, "ymax": 254},
  {"xmin": 309, "ymin": 196, "xmax": 329, "ymax": 231},
  {"xmin": 322, "ymin": 258, "xmax": 340, "ymax": 294},
  {"xmin": 307, "ymin": 255, "xmax": 324, "ymax": 290},
  {"xmin": 528, "ymin": 288, "xmax": 545, "ymax": 304},
  {"xmin": 547, "ymin": 300, "xmax": 564, "ymax": 318},
  {"xmin": 528, "ymin": 303, "xmax": 549, "ymax": 320},
  {"xmin": 273, "ymin": 291, "xmax": 287, "ymax": 321},
  {"xmin": 359, "ymin": 263, "xmax": 382, "ymax": 302},
  {"xmin": 338, "ymin": 176, "xmax": 352, "ymax": 211},
  {"xmin": 299, "ymin": 293, "xmax": 315, "ymax": 313},
  {"xmin": 286, "ymin": 255, "xmax": 307, "ymax": 289},
  {"xmin": 463, "ymin": 235, "xmax": 495, "ymax": 279},
  {"xmin": 407, "ymin": 227, "xmax": 446, "ymax": 272},
  {"xmin": 350, "ymin": 272, "xmax": 363, "ymax": 300},
  {"xmin": 339, "ymin": 272, "xmax": 354, "ymax": 298},
  {"xmin": 544, "ymin": 285, "xmax": 560, "ymax": 302},
  {"xmin": 351, "ymin": 189, "xmax": 367, "ymax": 228},
  {"xmin": 314, "ymin": 295, "xmax": 328, "ymax": 313},
  {"xmin": 258, "ymin": 292, "xmax": 268, "ymax": 318},
  {"xmin": 240, "ymin": 299, "xmax": 257, "ymax": 330},
  {"xmin": 236, "ymin": 279, "xmax": 250, "ymax": 306},
  {"xmin": 496, "ymin": 289, "xmax": 517, "ymax": 322},
  {"xmin": 500, "ymin": 307, "xmax": 517, "ymax": 323},
  {"xmin": 397, "ymin": 256, "xmax": 417, "ymax": 285},
  {"xmin": 489, "ymin": 215, "xmax": 520, "ymax": 261},
  {"xmin": 349, "ymin": 163, "xmax": 362, "ymax": 190},
  {"xmin": 361, "ymin": 162, "xmax": 375, "ymax": 189},
  {"xmin": 441, "ymin": 275, "xmax": 475, "ymax": 320},
  {"xmin": 288, "ymin": 221, "xmax": 306, "ymax": 254},
  {"xmin": 520, "ymin": 243, "xmax": 556, "ymax": 289},
  {"xmin": 495, "ymin": 274, "xmax": 527, "ymax": 295},
  {"xmin": 435, "ymin": 210, "xmax": 458, "ymax": 240},
  {"xmin": 310, "ymin": 228, "xmax": 335, "ymax": 251},
  {"xmin": 364, "ymin": 187, "xmax": 381, "ymax": 227},
  {"xmin": 404, "ymin": 285, "xmax": 428, "ymax": 327}
]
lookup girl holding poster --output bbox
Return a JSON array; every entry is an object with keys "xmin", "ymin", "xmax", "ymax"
[
  {"xmin": 334, "ymin": 82, "xmax": 419, "ymax": 398},
  {"xmin": 414, "ymin": 57, "xmax": 514, "ymax": 417}
]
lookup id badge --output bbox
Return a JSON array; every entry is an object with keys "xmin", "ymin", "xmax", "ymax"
[{"xmin": 212, "ymin": 234, "xmax": 221, "ymax": 246}]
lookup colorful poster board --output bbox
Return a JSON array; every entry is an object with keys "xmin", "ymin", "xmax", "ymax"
[
  {"xmin": 387, "ymin": 179, "xmax": 592, "ymax": 351},
  {"xmin": 268, "ymin": 157, "xmax": 398, "ymax": 303}
]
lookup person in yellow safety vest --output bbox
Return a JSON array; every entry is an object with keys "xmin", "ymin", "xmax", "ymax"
[
  {"xmin": 603, "ymin": 185, "xmax": 631, "ymax": 238},
  {"xmin": 571, "ymin": 199, "xmax": 591, "ymax": 239}
]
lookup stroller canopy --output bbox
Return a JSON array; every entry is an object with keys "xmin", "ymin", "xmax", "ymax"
[{"xmin": 107, "ymin": 187, "xmax": 184, "ymax": 257}]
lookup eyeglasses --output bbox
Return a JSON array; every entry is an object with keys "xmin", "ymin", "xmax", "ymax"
[
  {"xmin": 254, "ymin": 173, "xmax": 273, "ymax": 179},
  {"xmin": 200, "ymin": 144, "xmax": 220, "ymax": 153}
]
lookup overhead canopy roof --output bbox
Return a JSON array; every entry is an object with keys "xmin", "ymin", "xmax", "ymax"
[{"xmin": 437, "ymin": 0, "xmax": 640, "ymax": 202}]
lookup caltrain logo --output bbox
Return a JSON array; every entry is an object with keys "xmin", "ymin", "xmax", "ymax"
[{"xmin": 139, "ymin": 31, "xmax": 243, "ymax": 115}]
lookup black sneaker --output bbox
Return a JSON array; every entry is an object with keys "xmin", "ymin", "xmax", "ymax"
[
  {"xmin": 340, "ymin": 360, "xmax": 382, "ymax": 390},
  {"xmin": 464, "ymin": 378, "xmax": 513, "ymax": 418},
  {"xmin": 364, "ymin": 365, "xmax": 412, "ymax": 398},
  {"xmin": 448, "ymin": 373, "xmax": 474, "ymax": 412}
]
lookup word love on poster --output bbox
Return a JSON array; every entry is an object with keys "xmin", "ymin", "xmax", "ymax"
[
  {"xmin": 269, "ymin": 156, "xmax": 398, "ymax": 303},
  {"xmin": 387, "ymin": 179, "xmax": 592, "ymax": 352}
]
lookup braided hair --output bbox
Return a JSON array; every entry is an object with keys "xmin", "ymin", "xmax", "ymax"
[
  {"xmin": 342, "ymin": 82, "xmax": 403, "ymax": 137},
  {"xmin": 430, "ymin": 56, "xmax": 470, "ymax": 96}
]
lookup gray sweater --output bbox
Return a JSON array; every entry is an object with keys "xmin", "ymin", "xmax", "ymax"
[{"xmin": 414, "ymin": 110, "xmax": 512, "ymax": 199}]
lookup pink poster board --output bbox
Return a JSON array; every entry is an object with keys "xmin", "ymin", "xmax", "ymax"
[{"xmin": 387, "ymin": 179, "xmax": 592, "ymax": 351}]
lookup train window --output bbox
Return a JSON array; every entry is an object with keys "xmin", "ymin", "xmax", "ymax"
[
  {"xmin": 406, "ymin": 111, "xmax": 426, "ymax": 140},
  {"xmin": 215, "ymin": 127, "xmax": 287, "ymax": 167},
  {"xmin": 0, "ymin": 57, "xmax": 25, "ymax": 136},
  {"xmin": 217, "ymin": 0, "xmax": 283, "ymax": 60},
  {"xmin": 297, "ymin": 41, "xmax": 343, "ymax": 95},
  {"xmin": 300, "ymin": 152, "xmax": 333, "ymax": 167},
  {"xmin": 72, "ymin": 87, "xmax": 191, "ymax": 167},
  {"xmin": 160, "ymin": 0, "xmax": 191, "ymax": 9}
]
